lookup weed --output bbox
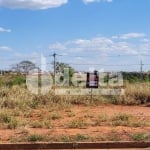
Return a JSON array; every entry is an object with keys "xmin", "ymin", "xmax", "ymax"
[
  {"xmin": 7, "ymin": 117, "xmax": 18, "ymax": 129},
  {"xmin": 43, "ymin": 120, "xmax": 52, "ymax": 129},
  {"xmin": 97, "ymin": 135, "xmax": 107, "ymax": 141},
  {"xmin": 67, "ymin": 112, "xmax": 75, "ymax": 117},
  {"xmin": 1, "ymin": 99, "xmax": 17, "ymax": 109},
  {"xmin": 113, "ymin": 113, "xmax": 131, "ymax": 122},
  {"xmin": 131, "ymin": 133, "xmax": 150, "ymax": 141},
  {"xmin": 112, "ymin": 113, "xmax": 132, "ymax": 126},
  {"xmin": 19, "ymin": 120, "xmax": 28, "ymax": 127},
  {"xmin": 61, "ymin": 135, "xmax": 71, "ymax": 142},
  {"xmin": 29, "ymin": 99, "xmax": 40, "ymax": 109},
  {"xmin": 108, "ymin": 130, "xmax": 121, "ymax": 141},
  {"xmin": 68, "ymin": 119, "xmax": 87, "ymax": 128},
  {"xmin": 23, "ymin": 109, "xmax": 33, "ymax": 118},
  {"xmin": 0, "ymin": 87, "xmax": 9, "ymax": 97},
  {"xmin": 129, "ymin": 119, "xmax": 147, "ymax": 127},
  {"xmin": 0, "ymin": 111, "xmax": 18, "ymax": 129},
  {"xmin": 28, "ymin": 134, "xmax": 43, "ymax": 142},
  {"xmin": 50, "ymin": 113, "xmax": 61, "ymax": 120},
  {"xmin": 31, "ymin": 121, "xmax": 43, "ymax": 128},
  {"xmin": 74, "ymin": 134, "xmax": 89, "ymax": 141},
  {"xmin": 84, "ymin": 113, "xmax": 94, "ymax": 119},
  {"xmin": 18, "ymin": 127, "xmax": 29, "ymax": 135},
  {"xmin": 94, "ymin": 113, "xmax": 108, "ymax": 126},
  {"xmin": 12, "ymin": 109, "xmax": 21, "ymax": 116},
  {"xmin": 0, "ymin": 111, "xmax": 11, "ymax": 123}
]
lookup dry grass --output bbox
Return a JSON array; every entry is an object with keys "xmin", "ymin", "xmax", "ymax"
[
  {"xmin": 0, "ymin": 82, "xmax": 149, "ymax": 143},
  {"xmin": 0, "ymin": 82, "xmax": 150, "ymax": 109},
  {"xmin": 124, "ymin": 82, "xmax": 150, "ymax": 104},
  {"xmin": 67, "ymin": 119, "xmax": 88, "ymax": 128}
]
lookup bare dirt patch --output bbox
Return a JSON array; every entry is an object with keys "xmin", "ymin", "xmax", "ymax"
[{"xmin": 0, "ymin": 105, "xmax": 149, "ymax": 143}]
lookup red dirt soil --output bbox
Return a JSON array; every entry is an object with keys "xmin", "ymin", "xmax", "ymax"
[{"xmin": 0, "ymin": 105, "xmax": 149, "ymax": 143}]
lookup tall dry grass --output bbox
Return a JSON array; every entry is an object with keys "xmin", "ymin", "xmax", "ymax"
[
  {"xmin": 0, "ymin": 82, "xmax": 149, "ymax": 110},
  {"xmin": 122, "ymin": 82, "xmax": 150, "ymax": 105}
]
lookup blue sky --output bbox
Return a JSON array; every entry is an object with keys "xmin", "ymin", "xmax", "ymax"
[{"xmin": 0, "ymin": 0, "xmax": 150, "ymax": 71}]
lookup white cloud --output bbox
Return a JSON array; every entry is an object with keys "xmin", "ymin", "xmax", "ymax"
[
  {"xmin": 141, "ymin": 38, "xmax": 150, "ymax": 43},
  {"xmin": 0, "ymin": 27, "xmax": 11, "ymax": 32},
  {"xmin": 0, "ymin": 0, "xmax": 68, "ymax": 9},
  {"xmin": 0, "ymin": 46, "xmax": 12, "ymax": 51},
  {"xmin": 0, "ymin": 0, "xmax": 113, "ymax": 10},
  {"xmin": 111, "ymin": 36, "xmax": 118, "ymax": 39},
  {"xmin": 49, "ymin": 34, "xmax": 150, "ymax": 72},
  {"xmin": 83, "ymin": 0, "xmax": 113, "ymax": 4},
  {"xmin": 120, "ymin": 33, "xmax": 146, "ymax": 40},
  {"xmin": 49, "ymin": 33, "xmax": 150, "ymax": 56}
]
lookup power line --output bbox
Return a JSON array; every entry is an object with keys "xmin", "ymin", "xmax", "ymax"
[
  {"xmin": 67, "ymin": 63, "xmax": 143, "ymax": 66},
  {"xmin": 1, "ymin": 53, "xmax": 150, "ymax": 73},
  {"xmin": 1, "ymin": 53, "xmax": 150, "ymax": 62},
  {"xmin": 58, "ymin": 54, "xmax": 150, "ymax": 59}
]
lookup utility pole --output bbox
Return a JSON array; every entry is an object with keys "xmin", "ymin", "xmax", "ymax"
[
  {"xmin": 140, "ymin": 60, "xmax": 144, "ymax": 81},
  {"xmin": 53, "ymin": 53, "xmax": 56, "ymax": 86},
  {"xmin": 50, "ymin": 53, "xmax": 62, "ymax": 86}
]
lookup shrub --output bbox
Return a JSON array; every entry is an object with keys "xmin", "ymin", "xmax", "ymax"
[
  {"xmin": 8, "ymin": 118, "xmax": 18, "ymax": 129},
  {"xmin": 0, "ymin": 111, "xmax": 18, "ymax": 129},
  {"xmin": 61, "ymin": 135, "xmax": 71, "ymax": 142},
  {"xmin": 113, "ymin": 113, "xmax": 131, "ymax": 122},
  {"xmin": 31, "ymin": 121, "xmax": 43, "ymax": 128},
  {"xmin": 50, "ymin": 113, "xmax": 61, "ymax": 120},
  {"xmin": 112, "ymin": 113, "xmax": 132, "ymax": 126},
  {"xmin": 68, "ymin": 119, "xmax": 87, "ymax": 128},
  {"xmin": 43, "ymin": 120, "xmax": 52, "ymax": 129},
  {"xmin": 28, "ymin": 134, "xmax": 43, "ymax": 142},
  {"xmin": 0, "ymin": 111, "xmax": 11, "ymax": 123},
  {"xmin": 75, "ymin": 134, "xmax": 89, "ymax": 141},
  {"xmin": 6, "ymin": 75, "xmax": 25, "ymax": 87},
  {"xmin": 1, "ymin": 99, "xmax": 17, "ymax": 109},
  {"xmin": 94, "ymin": 113, "xmax": 108, "ymax": 126},
  {"xmin": 108, "ymin": 130, "xmax": 121, "ymax": 141},
  {"xmin": 131, "ymin": 133, "xmax": 150, "ymax": 141},
  {"xmin": 29, "ymin": 98, "xmax": 41, "ymax": 109}
]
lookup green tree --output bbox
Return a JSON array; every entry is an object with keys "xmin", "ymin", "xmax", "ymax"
[{"xmin": 55, "ymin": 62, "xmax": 75, "ymax": 85}]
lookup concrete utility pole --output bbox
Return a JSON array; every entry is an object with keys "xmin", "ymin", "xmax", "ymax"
[
  {"xmin": 140, "ymin": 60, "xmax": 144, "ymax": 81},
  {"xmin": 53, "ymin": 53, "xmax": 56, "ymax": 86},
  {"xmin": 50, "ymin": 53, "xmax": 62, "ymax": 86}
]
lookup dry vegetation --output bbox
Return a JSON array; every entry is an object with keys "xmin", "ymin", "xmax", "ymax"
[
  {"xmin": 124, "ymin": 82, "xmax": 150, "ymax": 105},
  {"xmin": 0, "ymin": 78, "xmax": 149, "ymax": 143}
]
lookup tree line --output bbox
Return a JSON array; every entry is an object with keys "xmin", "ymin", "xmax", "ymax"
[{"xmin": 0, "ymin": 60, "xmax": 150, "ymax": 84}]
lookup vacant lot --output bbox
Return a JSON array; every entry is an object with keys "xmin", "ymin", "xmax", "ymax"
[
  {"xmin": 0, "ymin": 105, "xmax": 149, "ymax": 143},
  {"xmin": 0, "ymin": 75, "xmax": 149, "ymax": 143}
]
